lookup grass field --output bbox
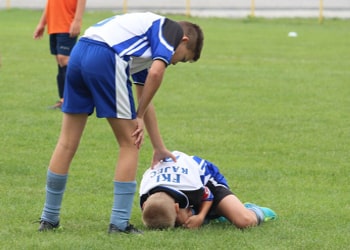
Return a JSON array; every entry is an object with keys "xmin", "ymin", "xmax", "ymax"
[{"xmin": 0, "ymin": 9, "xmax": 349, "ymax": 250}]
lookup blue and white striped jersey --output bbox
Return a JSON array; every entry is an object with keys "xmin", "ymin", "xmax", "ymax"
[
  {"xmin": 83, "ymin": 12, "xmax": 183, "ymax": 75},
  {"xmin": 139, "ymin": 151, "xmax": 229, "ymax": 208}
]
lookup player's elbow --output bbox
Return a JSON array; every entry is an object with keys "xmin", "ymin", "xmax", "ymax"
[{"xmin": 147, "ymin": 67, "xmax": 164, "ymax": 82}]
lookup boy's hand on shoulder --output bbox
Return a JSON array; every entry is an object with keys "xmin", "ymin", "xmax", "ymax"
[{"xmin": 151, "ymin": 149, "xmax": 176, "ymax": 168}]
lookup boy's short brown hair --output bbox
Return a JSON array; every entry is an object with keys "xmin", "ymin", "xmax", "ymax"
[
  {"xmin": 178, "ymin": 21, "xmax": 204, "ymax": 62},
  {"xmin": 142, "ymin": 192, "xmax": 177, "ymax": 229}
]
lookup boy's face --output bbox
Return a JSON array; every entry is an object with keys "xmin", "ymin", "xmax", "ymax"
[
  {"xmin": 175, "ymin": 207, "xmax": 193, "ymax": 227},
  {"xmin": 171, "ymin": 37, "xmax": 195, "ymax": 65}
]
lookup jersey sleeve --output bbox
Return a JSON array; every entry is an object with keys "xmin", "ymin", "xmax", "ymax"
[
  {"xmin": 192, "ymin": 155, "xmax": 230, "ymax": 188},
  {"xmin": 148, "ymin": 18, "xmax": 183, "ymax": 64},
  {"xmin": 161, "ymin": 18, "xmax": 183, "ymax": 50}
]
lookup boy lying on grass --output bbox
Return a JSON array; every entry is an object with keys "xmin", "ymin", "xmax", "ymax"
[{"xmin": 140, "ymin": 151, "xmax": 277, "ymax": 229}]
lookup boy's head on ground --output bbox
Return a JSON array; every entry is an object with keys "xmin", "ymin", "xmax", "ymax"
[
  {"xmin": 142, "ymin": 192, "xmax": 195, "ymax": 229},
  {"xmin": 142, "ymin": 192, "xmax": 177, "ymax": 229}
]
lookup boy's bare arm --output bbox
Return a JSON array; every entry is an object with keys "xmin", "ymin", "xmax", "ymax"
[
  {"xmin": 70, "ymin": 0, "xmax": 87, "ymax": 37},
  {"xmin": 33, "ymin": 6, "xmax": 47, "ymax": 39},
  {"xmin": 135, "ymin": 85, "xmax": 176, "ymax": 165},
  {"xmin": 133, "ymin": 60, "xmax": 165, "ymax": 150},
  {"xmin": 185, "ymin": 200, "xmax": 213, "ymax": 229},
  {"xmin": 136, "ymin": 60, "xmax": 166, "ymax": 119}
]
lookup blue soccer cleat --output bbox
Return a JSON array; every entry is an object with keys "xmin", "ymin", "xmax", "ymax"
[{"xmin": 259, "ymin": 206, "xmax": 278, "ymax": 222}]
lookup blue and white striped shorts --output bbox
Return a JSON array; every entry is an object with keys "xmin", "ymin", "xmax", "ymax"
[{"xmin": 62, "ymin": 38, "xmax": 136, "ymax": 119}]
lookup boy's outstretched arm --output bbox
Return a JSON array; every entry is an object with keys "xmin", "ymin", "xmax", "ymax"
[
  {"xmin": 135, "ymin": 76, "xmax": 176, "ymax": 166},
  {"xmin": 136, "ymin": 60, "xmax": 165, "ymax": 118},
  {"xmin": 132, "ymin": 60, "xmax": 166, "ymax": 149},
  {"xmin": 143, "ymin": 103, "xmax": 176, "ymax": 167}
]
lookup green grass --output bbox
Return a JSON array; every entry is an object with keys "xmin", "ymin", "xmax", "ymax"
[{"xmin": 1, "ymin": 9, "xmax": 349, "ymax": 250}]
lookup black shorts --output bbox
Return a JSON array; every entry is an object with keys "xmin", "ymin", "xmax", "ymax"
[
  {"xmin": 49, "ymin": 33, "xmax": 77, "ymax": 56},
  {"xmin": 206, "ymin": 181, "xmax": 233, "ymax": 219}
]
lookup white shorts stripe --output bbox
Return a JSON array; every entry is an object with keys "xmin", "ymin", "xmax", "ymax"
[{"xmin": 115, "ymin": 55, "xmax": 132, "ymax": 119}]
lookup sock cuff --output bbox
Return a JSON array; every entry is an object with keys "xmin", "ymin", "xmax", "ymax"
[
  {"xmin": 48, "ymin": 169, "xmax": 68, "ymax": 179},
  {"xmin": 113, "ymin": 181, "xmax": 137, "ymax": 194}
]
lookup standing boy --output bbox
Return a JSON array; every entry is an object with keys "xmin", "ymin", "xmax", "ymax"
[
  {"xmin": 33, "ymin": 0, "xmax": 86, "ymax": 109},
  {"xmin": 140, "ymin": 151, "xmax": 277, "ymax": 229},
  {"xmin": 37, "ymin": 12, "xmax": 204, "ymax": 234}
]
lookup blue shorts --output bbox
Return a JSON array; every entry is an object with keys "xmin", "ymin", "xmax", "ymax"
[
  {"xmin": 49, "ymin": 33, "xmax": 77, "ymax": 56},
  {"xmin": 62, "ymin": 38, "xmax": 136, "ymax": 119}
]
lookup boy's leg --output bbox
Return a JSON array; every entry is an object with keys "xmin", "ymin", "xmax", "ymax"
[
  {"xmin": 55, "ymin": 54, "xmax": 70, "ymax": 102},
  {"xmin": 215, "ymin": 194, "xmax": 259, "ymax": 229},
  {"xmin": 49, "ymin": 33, "xmax": 76, "ymax": 109},
  {"xmin": 56, "ymin": 34, "xmax": 77, "ymax": 100},
  {"xmin": 39, "ymin": 113, "xmax": 88, "ymax": 231},
  {"xmin": 50, "ymin": 63, "xmax": 67, "ymax": 109},
  {"xmin": 107, "ymin": 118, "xmax": 142, "ymax": 234},
  {"xmin": 244, "ymin": 203, "xmax": 277, "ymax": 223},
  {"xmin": 56, "ymin": 64, "xmax": 67, "ymax": 100}
]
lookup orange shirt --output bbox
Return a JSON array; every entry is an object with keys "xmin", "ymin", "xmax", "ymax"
[{"xmin": 46, "ymin": 0, "xmax": 78, "ymax": 34}]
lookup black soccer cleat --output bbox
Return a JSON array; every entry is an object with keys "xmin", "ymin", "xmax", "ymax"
[
  {"xmin": 38, "ymin": 220, "xmax": 61, "ymax": 232},
  {"xmin": 108, "ymin": 222, "xmax": 143, "ymax": 235}
]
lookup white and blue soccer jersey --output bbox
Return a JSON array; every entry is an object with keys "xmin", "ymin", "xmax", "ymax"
[
  {"xmin": 139, "ymin": 151, "xmax": 229, "ymax": 209},
  {"xmin": 63, "ymin": 12, "xmax": 183, "ymax": 118},
  {"xmin": 83, "ymin": 12, "xmax": 183, "ymax": 76}
]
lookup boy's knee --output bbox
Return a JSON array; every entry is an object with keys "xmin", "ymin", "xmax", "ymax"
[
  {"xmin": 232, "ymin": 213, "xmax": 258, "ymax": 229},
  {"xmin": 56, "ymin": 55, "xmax": 69, "ymax": 67}
]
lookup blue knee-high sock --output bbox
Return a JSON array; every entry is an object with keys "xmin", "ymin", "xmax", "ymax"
[
  {"xmin": 56, "ymin": 65, "xmax": 66, "ymax": 99},
  {"xmin": 41, "ymin": 170, "xmax": 68, "ymax": 224},
  {"xmin": 110, "ymin": 181, "xmax": 136, "ymax": 230}
]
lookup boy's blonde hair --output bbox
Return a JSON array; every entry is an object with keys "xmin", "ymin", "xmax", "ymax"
[{"xmin": 142, "ymin": 192, "xmax": 177, "ymax": 229}]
